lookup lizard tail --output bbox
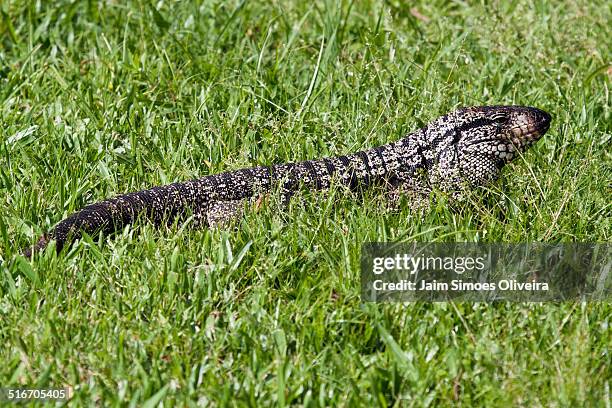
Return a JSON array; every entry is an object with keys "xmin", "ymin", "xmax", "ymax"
[
  {"xmin": 21, "ymin": 181, "xmax": 208, "ymax": 258},
  {"xmin": 21, "ymin": 167, "xmax": 272, "ymax": 258}
]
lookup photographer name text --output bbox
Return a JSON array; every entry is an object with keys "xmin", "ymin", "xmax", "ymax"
[{"xmin": 372, "ymin": 279, "xmax": 549, "ymax": 292}]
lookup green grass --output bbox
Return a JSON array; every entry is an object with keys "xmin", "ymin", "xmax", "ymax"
[{"xmin": 1, "ymin": 0, "xmax": 610, "ymax": 405}]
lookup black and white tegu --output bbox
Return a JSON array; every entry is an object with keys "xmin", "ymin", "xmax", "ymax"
[{"xmin": 22, "ymin": 105, "xmax": 551, "ymax": 257}]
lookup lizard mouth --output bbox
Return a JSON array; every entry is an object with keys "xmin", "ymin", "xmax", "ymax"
[
  {"xmin": 535, "ymin": 109, "xmax": 552, "ymax": 134},
  {"xmin": 510, "ymin": 107, "xmax": 552, "ymax": 144},
  {"xmin": 520, "ymin": 107, "xmax": 551, "ymax": 138}
]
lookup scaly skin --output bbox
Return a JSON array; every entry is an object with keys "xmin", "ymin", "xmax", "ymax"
[{"xmin": 22, "ymin": 105, "xmax": 551, "ymax": 257}]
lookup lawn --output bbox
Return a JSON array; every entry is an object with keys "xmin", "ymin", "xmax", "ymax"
[{"xmin": 0, "ymin": 0, "xmax": 610, "ymax": 406}]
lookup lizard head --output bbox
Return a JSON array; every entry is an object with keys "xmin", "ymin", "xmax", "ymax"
[
  {"xmin": 432, "ymin": 105, "xmax": 551, "ymax": 187},
  {"xmin": 455, "ymin": 105, "xmax": 551, "ymax": 162}
]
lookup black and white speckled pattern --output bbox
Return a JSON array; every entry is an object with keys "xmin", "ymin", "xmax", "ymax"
[{"xmin": 22, "ymin": 105, "xmax": 551, "ymax": 257}]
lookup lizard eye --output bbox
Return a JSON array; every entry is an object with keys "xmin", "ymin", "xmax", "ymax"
[{"xmin": 491, "ymin": 115, "xmax": 508, "ymax": 126}]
